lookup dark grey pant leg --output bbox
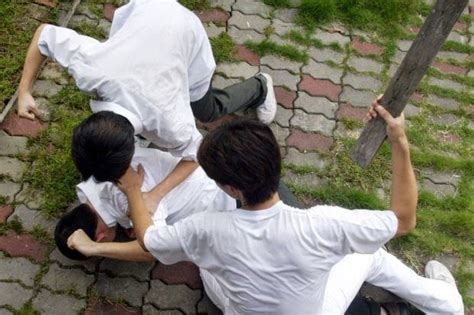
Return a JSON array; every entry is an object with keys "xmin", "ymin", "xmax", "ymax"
[
  {"xmin": 277, "ymin": 181, "xmax": 301, "ymax": 208},
  {"xmin": 191, "ymin": 76, "xmax": 267, "ymax": 123}
]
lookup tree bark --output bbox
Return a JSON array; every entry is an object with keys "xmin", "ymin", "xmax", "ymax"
[{"xmin": 351, "ymin": 0, "xmax": 468, "ymax": 168}]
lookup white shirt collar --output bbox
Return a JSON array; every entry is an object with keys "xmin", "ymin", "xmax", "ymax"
[{"xmin": 90, "ymin": 100, "xmax": 144, "ymax": 134}]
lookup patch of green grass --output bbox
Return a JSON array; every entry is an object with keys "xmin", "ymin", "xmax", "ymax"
[
  {"xmin": 0, "ymin": 196, "xmax": 6, "ymax": 205},
  {"xmin": 210, "ymin": 32, "xmax": 236, "ymax": 63},
  {"xmin": 14, "ymin": 302, "xmax": 39, "ymax": 315},
  {"xmin": 285, "ymin": 30, "xmax": 324, "ymax": 48},
  {"xmin": 245, "ymin": 39, "xmax": 309, "ymax": 63},
  {"xmin": 442, "ymin": 41, "xmax": 474, "ymax": 54},
  {"xmin": 263, "ymin": 0, "xmax": 290, "ymax": 8},
  {"xmin": 419, "ymin": 81, "xmax": 474, "ymax": 105},
  {"xmin": 340, "ymin": 118, "xmax": 363, "ymax": 130},
  {"xmin": 0, "ymin": 215, "xmax": 24, "ymax": 236},
  {"xmin": 31, "ymin": 225, "xmax": 52, "ymax": 243},
  {"xmin": 73, "ymin": 22, "xmax": 107, "ymax": 40},
  {"xmin": 179, "ymin": 0, "xmax": 209, "ymax": 10}
]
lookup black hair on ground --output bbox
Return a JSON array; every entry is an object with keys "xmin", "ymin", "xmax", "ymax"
[
  {"xmin": 54, "ymin": 203, "xmax": 98, "ymax": 260},
  {"xmin": 197, "ymin": 118, "xmax": 281, "ymax": 206},
  {"xmin": 72, "ymin": 111, "xmax": 135, "ymax": 183}
]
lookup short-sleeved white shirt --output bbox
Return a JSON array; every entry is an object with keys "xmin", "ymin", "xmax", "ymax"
[
  {"xmin": 76, "ymin": 147, "xmax": 236, "ymax": 228},
  {"xmin": 144, "ymin": 201, "xmax": 398, "ymax": 314},
  {"xmin": 38, "ymin": 0, "xmax": 215, "ymax": 160}
]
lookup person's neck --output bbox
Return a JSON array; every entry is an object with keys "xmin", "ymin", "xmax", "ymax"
[{"xmin": 241, "ymin": 193, "xmax": 280, "ymax": 211}]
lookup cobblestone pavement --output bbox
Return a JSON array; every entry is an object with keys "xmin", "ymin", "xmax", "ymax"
[{"xmin": 0, "ymin": 0, "xmax": 473, "ymax": 313}]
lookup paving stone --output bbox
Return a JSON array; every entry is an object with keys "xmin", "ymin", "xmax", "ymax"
[
  {"xmin": 98, "ymin": 18, "xmax": 112, "ymax": 36},
  {"xmin": 430, "ymin": 113, "xmax": 460, "ymax": 125},
  {"xmin": 287, "ymin": 129, "xmax": 334, "ymax": 153},
  {"xmin": 273, "ymin": 8, "xmax": 298, "ymax": 23},
  {"xmin": 469, "ymin": 70, "xmax": 474, "ymax": 78},
  {"xmin": 0, "ymin": 157, "xmax": 26, "ymax": 181},
  {"xmin": 270, "ymin": 123, "xmax": 290, "ymax": 146},
  {"xmin": 351, "ymin": 37, "xmax": 384, "ymax": 56},
  {"xmin": 228, "ymin": 12, "xmax": 270, "ymax": 33},
  {"xmin": 95, "ymin": 274, "xmax": 148, "ymax": 307},
  {"xmin": 32, "ymin": 79, "xmax": 63, "ymax": 99},
  {"xmin": 196, "ymin": 8, "xmax": 230, "ymax": 24},
  {"xmin": 69, "ymin": 14, "xmax": 99, "ymax": 29},
  {"xmin": 433, "ymin": 255, "xmax": 460, "ymax": 273},
  {"xmin": 422, "ymin": 179, "xmax": 456, "ymax": 198},
  {"xmin": 294, "ymin": 92, "xmax": 338, "ymax": 119},
  {"xmin": 268, "ymin": 34, "xmax": 306, "ymax": 51},
  {"xmin": 84, "ymin": 298, "xmax": 140, "ymax": 315},
  {"xmin": 427, "ymin": 95, "xmax": 460, "ymax": 110},
  {"xmin": 388, "ymin": 64, "xmax": 399, "ymax": 77},
  {"xmin": 274, "ymin": 87, "xmax": 296, "ymax": 109},
  {"xmin": 142, "ymin": 304, "xmax": 182, "ymax": 315},
  {"xmin": 204, "ymin": 23, "xmax": 225, "ymax": 38},
  {"xmin": 447, "ymin": 31, "xmax": 468, "ymax": 44},
  {"xmin": 313, "ymin": 29, "xmax": 350, "ymax": 47},
  {"xmin": 309, "ymin": 47, "xmax": 345, "ymax": 64},
  {"xmin": 404, "ymin": 104, "xmax": 421, "ymax": 118},
  {"xmin": 100, "ymin": 259, "xmax": 154, "ymax": 281},
  {"xmin": 283, "ymin": 171, "xmax": 324, "ymax": 188},
  {"xmin": 336, "ymin": 104, "xmax": 367, "ymax": 122},
  {"xmin": 151, "ymin": 261, "xmax": 202, "ymax": 290},
  {"xmin": 15, "ymin": 183, "xmax": 45, "ymax": 210},
  {"xmin": 260, "ymin": 66, "xmax": 300, "ymax": 90},
  {"xmin": 343, "ymin": 73, "xmax": 383, "ymax": 91},
  {"xmin": 212, "ymin": 75, "xmax": 241, "ymax": 90},
  {"xmin": 209, "ymin": 0, "xmax": 234, "ymax": 11},
  {"xmin": 0, "ymin": 231, "xmax": 48, "ymax": 263},
  {"xmin": 33, "ymin": 289, "xmax": 86, "ymax": 315},
  {"xmin": 41, "ymin": 263, "xmax": 94, "ymax": 296},
  {"xmin": 0, "ymin": 205, "xmax": 13, "ymax": 224},
  {"xmin": 7, "ymin": 205, "xmax": 56, "ymax": 235},
  {"xmin": 436, "ymin": 51, "xmax": 468, "ymax": 61},
  {"xmin": 0, "ymin": 309, "xmax": 12, "ymax": 315},
  {"xmin": 49, "ymin": 248, "xmax": 99, "ymax": 273},
  {"xmin": 76, "ymin": 3, "xmax": 100, "ymax": 19},
  {"xmin": 302, "ymin": 60, "xmax": 343, "ymax": 84},
  {"xmin": 0, "ymin": 113, "xmax": 46, "ymax": 138},
  {"xmin": 233, "ymin": 0, "xmax": 272, "ymax": 17},
  {"xmin": 0, "ymin": 131, "xmax": 28, "ymax": 156},
  {"xmin": 437, "ymin": 131, "xmax": 461, "ymax": 144},
  {"xmin": 271, "ymin": 19, "xmax": 293, "ymax": 37},
  {"xmin": 321, "ymin": 23, "xmax": 348, "ymax": 35},
  {"xmin": 274, "ymin": 105, "xmax": 293, "ymax": 127},
  {"xmin": 35, "ymin": 97, "xmax": 52, "ymax": 122},
  {"xmin": 0, "ymin": 256, "xmax": 40, "ymax": 286},
  {"xmin": 216, "ymin": 62, "xmax": 258, "ymax": 79},
  {"xmin": 393, "ymin": 50, "xmax": 406, "ymax": 65},
  {"xmin": 429, "ymin": 78, "xmax": 464, "ymax": 92},
  {"xmin": 348, "ymin": 57, "xmax": 384, "ymax": 73},
  {"xmin": 235, "ymin": 44, "xmax": 260, "ymax": 65},
  {"xmin": 397, "ymin": 40, "xmax": 413, "ymax": 52},
  {"xmin": 290, "ymin": 109, "xmax": 336, "ymax": 137},
  {"xmin": 340, "ymin": 86, "xmax": 376, "ymax": 108},
  {"xmin": 34, "ymin": 0, "xmax": 57, "ymax": 8},
  {"xmin": 39, "ymin": 62, "xmax": 69, "ymax": 85},
  {"xmin": 28, "ymin": 3, "xmax": 51, "ymax": 22},
  {"xmin": 261, "ymin": 55, "xmax": 301, "ymax": 74},
  {"xmin": 145, "ymin": 280, "xmax": 201, "ymax": 314},
  {"xmin": 298, "ymin": 75, "xmax": 341, "ymax": 102},
  {"xmin": 196, "ymin": 294, "xmax": 218, "ymax": 315},
  {"xmin": 285, "ymin": 148, "xmax": 328, "ymax": 170},
  {"xmin": 0, "ymin": 181, "xmax": 21, "ymax": 203},
  {"xmin": 432, "ymin": 61, "xmax": 467, "ymax": 75},
  {"xmin": 333, "ymin": 122, "xmax": 362, "ymax": 140},
  {"xmin": 103, "ymin": 3, "xmax": 117, "ymax": 22},
  {"xmin": 422, "ymin": 170, "xmax": 461, "ymax": 186},
  {"xmin": 0, "ymin": 282, "xmax": 33, "ymax": 310}
]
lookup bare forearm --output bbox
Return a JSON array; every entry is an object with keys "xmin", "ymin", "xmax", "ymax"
[
  {"xmin": 149, "ymin": 160, "xmax": 198, "ymax": 199},
  {"xmin": 128, "ymin": 189, "xmax": 154, "ymax": 250},
  {"xmin": 19, "ymin": 24, "xmax": 47, "ymax": 94},
  {"xmin": 93, "ymin": 240, "xmax": 155, "ymax": 262}
]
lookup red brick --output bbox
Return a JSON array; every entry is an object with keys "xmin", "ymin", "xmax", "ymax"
[
  {"xmin": 453, "ymin": 21, "xmax": 467, "ymax": 32},
  {"xmin": 471, "ymin": 6, "xmax": 474, "ymax": 18},
  {"xmin": 287, "ymin": 129, "xmax": 334, "ymax": 153},
  {"xmin": 85, "ymin": 298, "xmax": 139, "ymax": 315},
  {"xmin": 298, "ymin": 75, "xmax": 342, "ymax": 102},
  {"xmin": 470, "ymin": 53, "xmax": 474, "ymax": 62},
  {"xmin": 432, "ymin": 61, "xmax": 467, "ymax": 75},
  {"xmin": 410, "ymin": 92, "xmax": 423, "ymax": 103},
  {"xmin": 0, "ymin": 231, "xmax": 48, "ymax": 263},
  {"xmin": 336, "ymin": 104, "xmax": 367, "ymax": 122},
  {"xmin": 274, "ymin": 87, "xmax": 296, "ymax": 109},
  {"xmin": 437, "ymin": 132, "xmax": 461, "ymax": 144},
  {"xmin": 195, "ymin": 9, "xmax": 230, "ymax": 24},
  {"xmin": 0, "ymin": 113, "xmax": 46, "ymax": 138},
  {"xmin": 352, "ymin": 37, "xmax": 384, "ymax": 56},
  {"xmin": 235, "ymin": 45, "xmax": 260, "ymax": 66},
  {"xmin": 34, "ymin": 0, "xmax": 57, "ymax": 8},
  {"xmin": 407, "ymin": 26, "xmax": 421, "ymax": 34},
  {"xmin": 151, "ymin": 261, "xmax": 202, "ymax": 289},
  {"xmin": 197, "ymin": 114, "xmax": 236, "ymax": 132},
  {"xmin": 0, "ymin": 205, "xmax": 13, "ymax": 224},
  {"xmin": 103, "ymin": 3, "xmax": 117, "ymax": 22}
]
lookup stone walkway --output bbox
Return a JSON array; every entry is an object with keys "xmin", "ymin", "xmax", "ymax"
[{"xmin": 0, "ymin": 0, "xmax": 473, "ymax": 313}]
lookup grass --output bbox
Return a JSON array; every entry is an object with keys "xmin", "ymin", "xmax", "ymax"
[
  {"xmin": 210, "ymin": 33, "xmax": 237, "ymax": 63},
  {"xmin": 179, "ymin": 0, "xmax": 209, "ymax": 10},
  {"xmin": 245, "ymin": 39, "xmax": 309, "ymax": 63}
]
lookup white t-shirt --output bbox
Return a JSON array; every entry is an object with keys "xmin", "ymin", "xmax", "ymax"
[
  {"xmin": 144, "ymin": 201, "xmax": 398, "ymax": 315},
  {"xmin": 76, "ymin": 147, "xmax": 236, "ymax": 228},
  {"xmin": 37, "ymin": 0, "xmax": 215, "ymax": 161}
]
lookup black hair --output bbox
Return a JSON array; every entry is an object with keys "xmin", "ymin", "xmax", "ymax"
[
  {"xmin": 54, "ymin": 203, "xmax": 98, "ymax": 260},
  {"xmin": 72, "ymin": 111, "xmax": 135, "ymax": 183},
  {"xmin": 197, "ymin": 119, "xmax": 281, "ymax": 206}
]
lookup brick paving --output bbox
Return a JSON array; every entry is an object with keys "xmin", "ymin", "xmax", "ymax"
[{"xmin": 0, "ymin": 0, "xmax": 473, "ymax": 313}]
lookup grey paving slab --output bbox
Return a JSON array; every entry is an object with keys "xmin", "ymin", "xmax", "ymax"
[
  {"xmin": 422, "ymin": 179, "xmax": 456, "ymax": 198},
  {"xmin": 309, "ymin": 47, "xmax": 345, "ymax": 64},
  {"xmin": 35, "ymin": 97, "xmax": 52, "ymax": 122},
  {"xmin": 228, "ymin": 26, "xmax": 265, "ymax": 45},
  {"xmin": 274, "ymin": 107, "xmax": 293, "ymax": 127},
  {"xmin": 285, "ymin": 148, "xmax": 328, "ymax": 170},
  {"xmin": 0, "ymin": 131, "xmax": 28, "ymax": 156},
  {"xmin": 209, "ymin": 0, "xmax": 234, "ymax": 11},
  {"xmin": 260, "ymin": 66, "xmax": 300, "ymax": 90},
  {"xmin": 98, "ymin": 19, "xmax": 112, "ymax": 36},
  {"xmin": 271, "ymin": 19, "xmax": 293, "ymax": 37},
  {"xmin": 14, "ymin": 184, "xmax": 44, "ymax": 210},
  {"xmin": 290, "ymin": 109, "xmax": 336, "ymax": 137},
  {"xmin": 69, "ymin": 14, "xmax": 98, "ymax": 29},
  {"xmin": 436, "ymin": 51, "xmax": 468, "ymax": 61},
  {"xmin": 260, "ymin": 55, "xmax": 301, "ymax": 74},
  {"xmin": 302, "ymin": 60, "xmax": 343, "ymax": 84},
  {"xmin": 0, "ymin": 282, "xmax": 33, "ymax": 310},
  {"xmin": 216, "ymin": 62, "xmax": 259, "ymax": 79},
  {"xmin": 348, "ymin": 57, "xmax": 384, "ymax": 73},
  {"xmin": 228, "ymin": 12, "xmax": 270, "ymax": 33},
  {"xmin": 100, "ymin": 259, "xmax": 154, "ymax": 282},
  {"xmin": 427, "ymin": 95, "xmax": 460, "ymax": 110},
  {"xmin": 468, "ymin": 70, "xmax": 474, "ymax": 78},
  {"xmin": 49, "ymin": 248, "xmax": 99, "ymax": 273},
  {"xmin": 41, "ymin": 263, "xmax": 95, "ymax": 297},
  {"xmin": 0, "ymin": 157, "xmax": 26, "ymax": 181},
  {"xmin": 447, "ymin": 31, "xmax": 468, "ymax": 44},
  {"xmin": 273, "ymin": 8, "xmax": 298, "ymax": 23},
  {"xmin": 233, "ymin": 0, "xmax": 272, "ymax": 17},
  {"xmin": 430, "ymin": 113, "xmax": 460, "ymax": 125},
  {"xmin": 333, "ymin": 122, "xmax": 362, "ymax": 140},
  {"xmin": 32, "ymin": 79, "xmax": 63, "ymax": 99},
  {"xmin": 429, "ymin": 78, "xmax": 464, "ymax": 92},
  {"xmin": 145, "ymin": 280, "xmax": 201, "ymax": 314},
  {"xmin": 294, "ymin": 92, "xmax": 338, "ymax": 119},
  {"xmin": 0, "ymin": 308, "xmax": 12, "ymax": 315},
  {"xmin": 388, "ymin": 64, "xmax": 399, "ymax": 77},
  {"xmin": 76, "ymin": 3, "xmax": 99, "ymax": 19},
  {"xmin": 8, "ymin": 205, "xmax": 56, "ymax": 234},
  {"xmin": 38, "ymin": 63, "xmax": 69, "ymax": 85},
  {"xmin": 397, "ymin": 40, "xmax": 413, "ymax": 52},
  {"xmin": 0, "ymin": 181, "xmax": 21, "ymax": 203},
  {"xmin": 0, "ymin": 256, "xmax": 40, "ymax": 286},
  {"xmin": 283, "ymin": 171, "xmax": 324, "ymax": 188},
  {"xmin": 270, "ymin": 123, "xmax": 290, "ymax": 145},
  {"xmin": 340, "ymin": 86, "xmax": 376, "ymax": 108},
  {"xmin": 32, "ymin": 289, "xmax": 86, "ymax": 315},
  {"xmin": 142, "ymin": 305, "xmax": 182, "ymax": 315},
  {"xmin": 422, "ymin": 170, "xmax": 461, "ymax": 186},
  {"xmin": 393, "ymin": 50, "xmax": 406, "ymax": 65},
  {"xmin": 313, "ymin": 29, "xmax": 350, "ymax": 47},
  {"xmin": 343, "ymin": 73, "xmax": 383, "ymax": 91},
  {"xmin": 204, "ymin": 23, "xmax": 225, "ymax": 38},
  {"xmin": 404, "ymin": 104, "xmax": 421, "ymax": 119},
  {"xmin": 212, "ymin": 75, "xmax": 241, "ymax": 89},
  {"xmin": 95, "ymin": 273, "xmax": 148, "ymax": 307},
  {"xmin": 268, "ymin": 34, "xmax": 306, "ymax": 51}
]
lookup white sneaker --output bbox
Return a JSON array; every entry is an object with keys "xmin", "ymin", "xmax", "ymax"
[
  {"xmin": 256, "ymin": 73, "xmax": 277, "ymax": 124},
  {"xmin": 425, "ymin": 260, "xmax": 457, "ymax": 287}
]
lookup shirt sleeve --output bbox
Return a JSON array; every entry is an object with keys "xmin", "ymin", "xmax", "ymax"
[{"xmin": 38, "ymin": 24, "xmax": 99, "ymax": 68}]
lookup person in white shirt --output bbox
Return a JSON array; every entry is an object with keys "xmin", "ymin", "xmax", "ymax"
[
  {"xmin": 112, "ymin": 102, "xmax": 463, "ymax": 314},
  {"xmin": 17, "ymin": 0, "xmax": 277, "ymax": 205}
]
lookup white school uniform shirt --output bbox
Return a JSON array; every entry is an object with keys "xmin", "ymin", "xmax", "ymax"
[
  {"xmin": 144, "ymin": 201, "xmax": 398, "ymax": 315},
  {"xmin": 76, "ymin": 147, "xmax": 236, "ymax": 228},
  {"xmin": 37, "ymin": 0, "xmax": 215, "ymax": 161}
]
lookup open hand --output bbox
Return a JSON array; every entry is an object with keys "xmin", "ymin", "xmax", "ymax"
[
  {"xmin": 17, "ymin": 92, "xmax": 39, "ymax": 120},
  {"xmin": 67, "ymin": 229, "xmax": 97, "ymax": 257},
  {"xmin": 367, "ymin": 96, "xmax": 407, "ymax": 144},
  {"xmin": 118, "ymin": 164, "xmax": 145, "ymax": 194}
]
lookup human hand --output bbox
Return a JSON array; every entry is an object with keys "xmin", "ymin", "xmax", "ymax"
[
  {"xmin": 367, "ymin": 96, "xmax": 407, "ymax": 145},
  {"xmin": 67, "ymin": 229, "xmax": 97, "ymax": 257},
  {"xmin": 118, "ymin": 164, "xmax": 145, "ymax": 195},
  {"xmin": 17, "ymin": 92, "xmax": 38, "ymax": 120}
]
